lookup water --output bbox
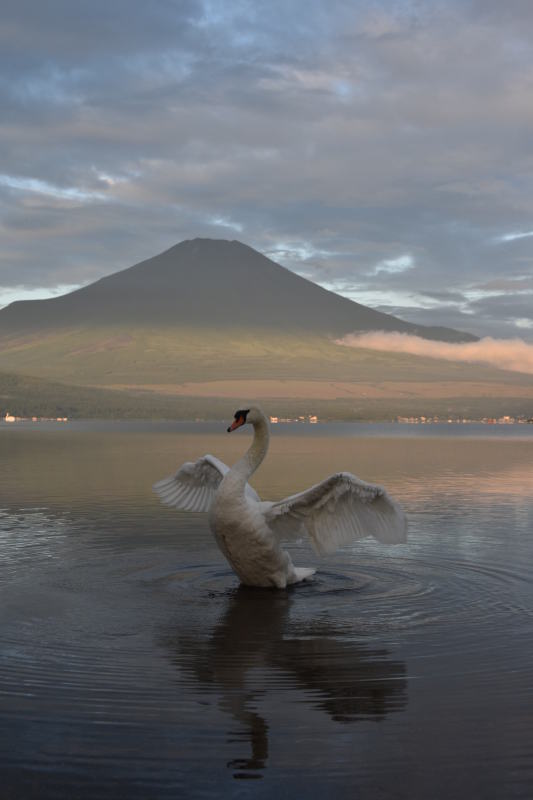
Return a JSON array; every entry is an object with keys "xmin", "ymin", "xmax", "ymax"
[{"xmin": 1, "ymin": 424, "xmax": 532, "ymax": 798}]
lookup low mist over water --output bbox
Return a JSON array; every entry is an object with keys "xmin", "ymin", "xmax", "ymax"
[{"xmin": 1, "ymin": 424, "xmax": 533, "ymax": 798}]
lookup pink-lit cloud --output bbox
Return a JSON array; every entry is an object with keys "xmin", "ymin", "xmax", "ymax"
[{"xmin": 336, "ymin": 332, "xmax": 533, "ymax": 376}]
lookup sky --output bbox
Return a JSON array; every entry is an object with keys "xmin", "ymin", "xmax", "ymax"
[{"xmin": 1, "ymin": 0, "xmax": 533, "ymax": 340}]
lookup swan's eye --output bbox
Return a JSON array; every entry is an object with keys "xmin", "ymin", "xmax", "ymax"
[{"xmin": 234, "ymin": 408, "xmax": 250, "ymax": 421}]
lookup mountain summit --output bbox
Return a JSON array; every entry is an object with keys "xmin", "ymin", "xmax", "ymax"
[{"xmin": 0, "ymin": 238, "xmax": 474, "ymax": 342}]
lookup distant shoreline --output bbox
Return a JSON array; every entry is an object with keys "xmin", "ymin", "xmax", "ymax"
[{"xmin": 2, "ymin": 419, "xmax": 533, "ymax": 439}]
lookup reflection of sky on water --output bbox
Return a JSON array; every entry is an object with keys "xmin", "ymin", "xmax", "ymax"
[
  {"xmin": 1, "ymin": 428, "xmax": 533, "ymax": 796},
  {"xmin": 400, "ymin": 464, "xmax": 533, "ymax": 502},
  {"xmin": 2, "ymin": 425, "xmax": 532, "ymax": 505}
]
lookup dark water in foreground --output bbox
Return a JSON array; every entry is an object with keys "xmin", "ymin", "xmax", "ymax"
[{"xmin": 1, "ymin": 424, "xmax": 532, "ymax": 798}]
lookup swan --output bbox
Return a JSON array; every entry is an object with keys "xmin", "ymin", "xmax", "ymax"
[{"xmin": 153, "ymin": 406, "xmax": 407, "ymax": 588}]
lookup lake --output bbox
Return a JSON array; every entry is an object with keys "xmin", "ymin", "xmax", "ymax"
[{"xmin": 1, "ymin": 422, "xmax": 532, "ymax": 798}]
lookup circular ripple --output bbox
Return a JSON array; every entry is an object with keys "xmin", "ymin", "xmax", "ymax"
[
  {"xmin": 264, "ymin": 542, "xmax": 533, "ymax": 652},
  {"xmin": 2, "ymin": 501, "xmax": 533, "ymax": 797}
]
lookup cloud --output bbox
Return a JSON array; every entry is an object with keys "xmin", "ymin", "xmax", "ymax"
[
  {"xmin": 337, "ymin": 331, "xmax": 533, "ymax": 376},
  {"xmin": 496, "ymin": 231, "xmax": 533, "ymax": 243},
  {"xmin": 0, "ymin": 0, "xmax": 533, "ymax": 340},
  {"xmin": 0, "ymin": 283, "xmax": 82, "ymax": 309},
  {"xmin": 372, "ymin": 255, "xmax": 414, "ymax": 275},
  {"xmin": 0, "ymin": 173, "xmax": 107, "ymax": 201}
]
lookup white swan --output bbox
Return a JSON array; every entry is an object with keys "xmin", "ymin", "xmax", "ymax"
[{"xmin": 153, "ymin": 406, "xmax": 407, "ymax": 588}]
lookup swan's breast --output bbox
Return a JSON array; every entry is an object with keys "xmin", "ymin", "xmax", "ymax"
[
  {"xmin": 210, "ymin": 491, "xmax": 264, "ymax": 551},
  {"xmin": 209, "ymin": 484, "xmax": 292, "ymax": 581}
]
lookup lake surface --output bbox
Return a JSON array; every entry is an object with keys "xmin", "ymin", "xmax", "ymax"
[{"xmin": 1, "ymin": 423, "xmax": 532, "ymax": 798}]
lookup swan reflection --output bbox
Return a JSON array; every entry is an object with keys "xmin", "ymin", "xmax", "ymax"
[{"xmin": 165, "ymin": 586, "xmax": 407, "ymax": 779}]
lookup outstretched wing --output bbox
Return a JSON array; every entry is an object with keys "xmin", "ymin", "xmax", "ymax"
[
  {"xmin": 153, "ymin": 454, "xmax": 260, "ymax": 513},
  {"xmin": 264, "ymin": 472, "xmax": 407, "ymax": 555}
]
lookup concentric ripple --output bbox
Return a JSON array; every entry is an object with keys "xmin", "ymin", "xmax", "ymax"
[{"xmin": 1, "ymin": 430, "xmax": 533, "ymax": 799}]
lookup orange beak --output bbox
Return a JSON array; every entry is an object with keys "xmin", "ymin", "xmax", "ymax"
[{"xmin": 227, "ymin": 416, "xmax": 245, "ymax": 433}]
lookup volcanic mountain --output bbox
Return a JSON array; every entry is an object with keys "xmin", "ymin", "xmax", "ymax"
[
  {"xmin": 0, "ymin": 238, "xmax": 474, "ymax": 341},
  {"xmin": 3, "ymin": 238, "xmax": 530, "ymax": 421}
]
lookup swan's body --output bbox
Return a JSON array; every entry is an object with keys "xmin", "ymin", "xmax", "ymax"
[{"xmin": 154, "ymin": 406, "xmax": 407, "ymax": 588}]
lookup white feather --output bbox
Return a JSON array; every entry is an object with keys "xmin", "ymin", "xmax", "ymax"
[
  {"xmin": 153, "ymin": 453, "xmax": 259, "ymax": 513},
  {"xmin": 265, "ymin": 472, "xmax": 407, "ymax": 555}
]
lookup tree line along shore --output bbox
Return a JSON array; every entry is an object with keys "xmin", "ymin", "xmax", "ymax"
[{"xmin": 1, "ymin": 370, "xmax": 532, "ymax": 423}]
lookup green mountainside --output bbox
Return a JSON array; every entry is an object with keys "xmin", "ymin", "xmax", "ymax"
[
  {"xmin": 0, "ymin": 325, "xmax": 516, "ymax": 387},
  {"xmin": 0, "ymin": 368, "xmax": 532, "ymax": 422}
]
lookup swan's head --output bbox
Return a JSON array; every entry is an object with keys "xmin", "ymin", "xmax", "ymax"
[{"xmin": 227, "ymin": 405, "xmax": 265, "ymax": 432}]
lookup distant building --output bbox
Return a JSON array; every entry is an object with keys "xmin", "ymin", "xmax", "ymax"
[{"xmin": 2, "ymin": 412, "xmax": 68, "ymax": 423}]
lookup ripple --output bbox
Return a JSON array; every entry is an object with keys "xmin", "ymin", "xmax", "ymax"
[{"xmin": 2, "ymin": 496, "xmax": 533, "ymax": 797}]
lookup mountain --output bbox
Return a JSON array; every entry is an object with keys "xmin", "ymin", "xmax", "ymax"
[
  {"xmin": 2, "ymin": 238, "xmax": 530, "ymax": 420},
  {"xmin": 0, "ymin": 238, "xmax": 475, "ymax": 342}
]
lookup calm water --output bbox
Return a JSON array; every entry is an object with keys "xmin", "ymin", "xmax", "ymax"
[{"xmin": 1, "ymin": 423, "xmax": 532, "ymax": 799}]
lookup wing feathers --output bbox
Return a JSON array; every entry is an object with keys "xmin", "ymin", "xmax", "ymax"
[
  {"xmin": 153, "ymin": 454, "xmax": 228, "ymax": 513},
  {"xmin": 153, "ymin": 453, "xmax": 260, "ymax": 513},
  {"xmin": 266, "ymin": 472, "xmax": 406, "ymax": 554}
]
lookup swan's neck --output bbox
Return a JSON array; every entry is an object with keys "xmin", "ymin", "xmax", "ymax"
[{"xmin": 233, "ymin": 417, "xmax": 270, "ymax": 482}]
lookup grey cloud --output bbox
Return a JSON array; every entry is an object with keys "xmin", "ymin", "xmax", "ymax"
[
  {"xmin": 0, "ymin": 0, "xmax": 532, "ymax": 339},
  {"xmin": 476, "ymin": 277, "xmax": 533, "ymax": 291},
  {"xmin": 468, "ymin": 293, "xmax": 533, "ymax": 321},
  {"xmin": 372, "ymin": 304, "xmax": 528, "ymax": 341},
  {"xmin": 379, "ymin": 291, "xmax": 533, "ymax": 341},
  {"xmin": 417, "ymin": 290, "xmax": 467, "ymax": 303},
  {"xmin": 0, "ymin": 1, "xmax": 203, "ymax": 63}
]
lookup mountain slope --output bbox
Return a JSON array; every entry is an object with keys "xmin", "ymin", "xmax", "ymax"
[
  {"xmin": 1, "ymin": 366, "xmax": 532, "ymax": 421},
  {"xmin": 0, "ymin": 324, "xmax": 516, "ymax": 387},
  {"xmin": 0, "ymin": 238, "xmax": 475, "ymax": 342},
  {"xmin": 3, "ymin": 237, "xmax": 527, "ymax": 419}
]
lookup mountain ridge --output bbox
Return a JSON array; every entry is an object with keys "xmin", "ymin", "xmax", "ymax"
[{"xmin": 0, "ymin": 238, "xmax": 476, "ymax": 343}]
